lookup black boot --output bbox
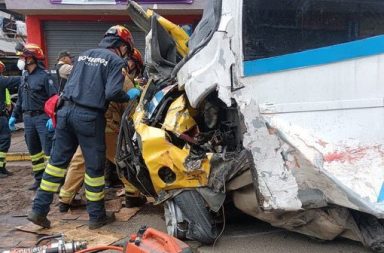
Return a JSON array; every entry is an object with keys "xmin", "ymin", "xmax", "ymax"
[
  {"xmin": 0, "ymin": 154, "xmax": 10, "ymax": 177},
  {"xmin": 88, "ymin": 212, "xmax": 115, "ymax": 230},
  {"xmin": 59, "ymin": 202, "xmax": 71, "ymax": 213},
  {"xmin": 27, "ymin": 211, "xmax": 51, "ymax": 228}
]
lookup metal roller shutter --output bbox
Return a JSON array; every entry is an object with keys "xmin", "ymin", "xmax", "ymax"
[{"xmin": 43, "ymin": 21, "xmax": 145, "ymax": 69}]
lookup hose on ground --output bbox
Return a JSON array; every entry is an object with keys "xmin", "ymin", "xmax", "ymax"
[{"xmin": 75, "ymin": 245, "xmax": 124, "ymax": 253}]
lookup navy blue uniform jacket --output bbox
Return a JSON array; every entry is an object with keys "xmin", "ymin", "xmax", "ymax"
[
  {"xmin": 62, "ymin": 48, "xmax": 129, "ymax": 111},
  {"xmin": 12, "ymin": 67, "xmax": 57, "ymax": 118}
]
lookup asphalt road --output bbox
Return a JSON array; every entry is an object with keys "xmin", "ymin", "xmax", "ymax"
[
  {"xmin": 114, "ymin": 200, "xmax": 371, "ymax": 253},
  {"xmin": 197, "ymin": 208, "xmax": 370, "ymax": 253},
  {"xmin": 197, "ymin": 221, "xmax": 370, "ymax": 253}
]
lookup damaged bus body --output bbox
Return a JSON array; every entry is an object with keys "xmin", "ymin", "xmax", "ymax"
[{"xmin": 117, "ymin": 0, "xmax": 384, "ymax": 251}]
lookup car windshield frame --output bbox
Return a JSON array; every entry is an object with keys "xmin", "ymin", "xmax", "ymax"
[{"xmin": 171, "ymin": 0, "xmax": 222, "ymax": 78}]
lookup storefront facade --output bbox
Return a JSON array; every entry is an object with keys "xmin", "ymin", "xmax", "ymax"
[{"xmin": 5, "ymin": 0, "xmax": 203, "ymax": 68}]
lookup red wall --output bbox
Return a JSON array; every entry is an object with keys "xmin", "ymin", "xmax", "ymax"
[{"xmin": 25, "ymin": 14, "xmax": 201, "ymax": 66}]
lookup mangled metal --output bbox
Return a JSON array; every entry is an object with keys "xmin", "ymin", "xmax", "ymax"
[
  {"xmin": 177, "ymin": 32, "xmax": 235, "ymax": 108},
  {"xmin": 118, "ymin": 0, "xmax": 384, "ymax": 251}
]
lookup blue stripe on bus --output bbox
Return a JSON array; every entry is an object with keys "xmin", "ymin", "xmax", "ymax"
[{"xmin": 243, "ymin": 35, "xmax": 384, "ymax": 76}]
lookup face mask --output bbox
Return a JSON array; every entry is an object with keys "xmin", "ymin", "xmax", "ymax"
[{"xmin": 17, "ymin": 59, "xmax": 25, "ymax": 71}]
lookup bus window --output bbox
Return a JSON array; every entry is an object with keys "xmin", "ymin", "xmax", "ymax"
[{"xmin": 243, "ymin": 0, "xmax": 384, "ymax": 61}]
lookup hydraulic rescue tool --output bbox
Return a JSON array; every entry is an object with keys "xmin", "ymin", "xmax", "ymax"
[{"xmin": 2, "ymin": 234, "xmax": 87, "ymax": 253}]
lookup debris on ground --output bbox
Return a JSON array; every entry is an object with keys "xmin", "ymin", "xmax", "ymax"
[
  {"xmin": 0, "ymin": 161, "xmax": 152, "ymax": 250},
  {"xmin": 16, "ymin": 221, "xmax": 123, "ymax": 247}
]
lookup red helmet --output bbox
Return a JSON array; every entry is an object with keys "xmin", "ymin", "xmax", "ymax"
[
  {"xmin": 104, "ymin": 25, "xmax": 134, "ymax": 52},
  {"xmin": 16, "ymin": 43, "xmax": 45, "ymax": 60},
  {"xmin": 128, "ymin": 48, "xmax": 144, "ymax": 75},
  {"xmin": 0, "ymin": 61, "xmax": 5, "ymax": 73},
  {"xmin": 131, "ymin": 48, "xmax": 143, "ymax": 68}
]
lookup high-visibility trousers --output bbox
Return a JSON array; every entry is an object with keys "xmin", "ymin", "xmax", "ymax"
[
  {"xmin": 59, "ymin": 131, "xmax": 139, "ymax": 205},
  {"xmin": 33, "ymin": 105, "xmax": 106, "ymax": 221}
]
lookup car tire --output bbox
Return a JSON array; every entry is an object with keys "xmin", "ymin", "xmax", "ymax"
[{"xmin": 173, "ymin": 190, "xmax": 218, "ymax": 244}]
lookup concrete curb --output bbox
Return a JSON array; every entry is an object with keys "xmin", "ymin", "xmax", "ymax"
[{"xmin": 7, "ymin": 152, "xmax": 30, "ymax": 161}]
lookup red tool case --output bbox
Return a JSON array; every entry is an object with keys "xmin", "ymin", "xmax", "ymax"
[{"xmin": 124, "ymin": 226, "xmax": 192, "ymax": 253}]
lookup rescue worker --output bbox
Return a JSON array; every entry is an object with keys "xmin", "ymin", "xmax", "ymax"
[
  {"xmin": 113, "ymin": 49, "xmax": 147, "ymax": 206},
  {"xmin": 55, "ymin": 50, "xmax": 73, "ymax": 92},
  {"xmin": 58, "ymin": 48, "xmax": 145, "ymax": 212},
  {"xmin": 0, "ymin": 61, "xmax": 22, "ymax": 178},
  {"xmin": 29, "ymin": 25, "xmax": 142, "ymax": 229},
  {"xmin": 9, "ymin": 43, "xmax": 57, "ymax": 190}
]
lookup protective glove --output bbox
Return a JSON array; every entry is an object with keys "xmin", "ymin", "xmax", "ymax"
[
  {"xmin": 8, "ymin": 116, "xmax": 16, "ymax": 131},
  {"xmin": 127, "ymin": 88, "xmax": 141, "ymax": 100},
  {"xmin": 46, "ymin": 118, "xmax": 55, "ymax": 132}
]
